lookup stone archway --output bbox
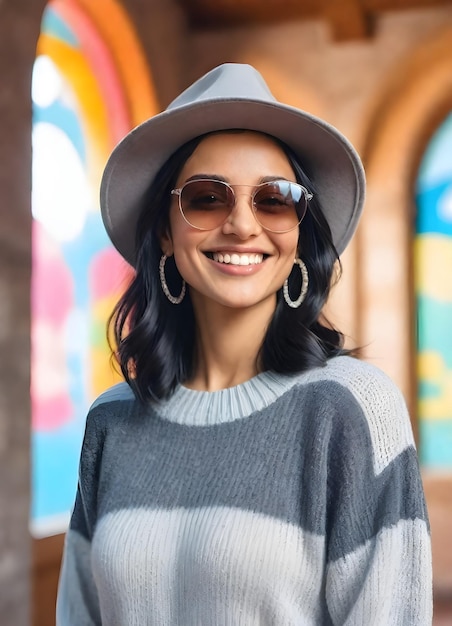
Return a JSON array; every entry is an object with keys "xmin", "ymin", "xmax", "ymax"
[
  {"xmin": 357, "ymin": 24, "xmax": 452, "ymax": 594},
  {"xmin": 358, "ymin": 24, "xmax": 452, "ymax": 400}
]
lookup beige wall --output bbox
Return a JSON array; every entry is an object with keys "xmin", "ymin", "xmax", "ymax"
[{"xmin": 0, "ymin": 1, "xmax": 451, "ymax": 623}]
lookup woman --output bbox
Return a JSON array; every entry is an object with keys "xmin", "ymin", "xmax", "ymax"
[{"xmin": 57, "ymin": 63, "xmax": 432, "ymax": 625}]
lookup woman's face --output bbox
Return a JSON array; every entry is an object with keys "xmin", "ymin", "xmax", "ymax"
[{"xmin": 161, "ymin": 131, "xmax": 299, "ymax": 313}]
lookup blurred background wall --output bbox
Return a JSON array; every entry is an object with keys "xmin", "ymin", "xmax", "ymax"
[{"xmin": 1, "ymin": 0, "xmax": 451, "ymax": 624}]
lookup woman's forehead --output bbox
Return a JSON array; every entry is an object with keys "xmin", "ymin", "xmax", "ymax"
[{"xmin": 177, "ymin": 131, "xmax": 295, "ymax": 183}]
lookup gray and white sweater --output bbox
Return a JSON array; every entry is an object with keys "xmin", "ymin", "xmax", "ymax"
[{"xmin": 56, "ymin": 356, "xmax": 432, "ymax": 625}]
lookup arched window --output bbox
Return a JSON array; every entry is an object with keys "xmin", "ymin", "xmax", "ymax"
[
  {"xmin": 415, "ymin": 111, "xmax": 452, "ymax": 470},
  {"xmin": 31, "ymin": 0, "xmax": 156, "ymax": 537}
]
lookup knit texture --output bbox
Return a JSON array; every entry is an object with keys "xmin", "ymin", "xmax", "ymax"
[{"xmin": 56, "ymin": 356, "xmax": 432, "ymax": 625}]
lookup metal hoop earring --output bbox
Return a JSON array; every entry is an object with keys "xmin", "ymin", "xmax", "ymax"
[
  {"xmin": 159, "ymin": 254, "xmax": 186, "ymax": 304},
  {"xmin": 283, "ymin": 257, "xmax": 309, "ymax": 309}
]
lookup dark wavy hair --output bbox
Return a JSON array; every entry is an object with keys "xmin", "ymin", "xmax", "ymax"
[{"xmin": 108, "ymin": 132, "xmax": 351, "ymax": 402}]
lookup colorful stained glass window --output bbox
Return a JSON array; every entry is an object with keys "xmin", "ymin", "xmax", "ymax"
[{"xmin": 415, "ymin": 112, "xmax": 452, "ymax": 470}]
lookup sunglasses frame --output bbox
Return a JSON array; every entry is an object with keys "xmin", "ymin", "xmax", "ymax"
[{"xmin": 171, "ymin": 178, "xmax": 313, "ymax": 233}]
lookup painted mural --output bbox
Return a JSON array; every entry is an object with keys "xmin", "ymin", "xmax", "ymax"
[
  {"xmin": 416, "ymin": 112, "xmax": 452, "ymax": 471},
  {"xmin": 31, "ymin": 0, "xmax": 157, "ymax": 537}
]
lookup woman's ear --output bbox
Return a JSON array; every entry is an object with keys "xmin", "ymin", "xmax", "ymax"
[{"xmin": 159, "ymin": 228, "xmax": 173, "ymax": 257}]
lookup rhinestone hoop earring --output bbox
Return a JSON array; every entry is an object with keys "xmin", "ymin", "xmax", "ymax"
[
  {"xmin": 283, "ymin": 257, "xmax": 309, "ymax": 309},
  {"xmin": 159, "ymin": 254, "xmax": 186, "ymax": 304}
]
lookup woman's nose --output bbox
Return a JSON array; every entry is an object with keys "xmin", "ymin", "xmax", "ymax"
[{"xmin": 221, "ymin": 193, "xmax": 263, "ymax": 239}]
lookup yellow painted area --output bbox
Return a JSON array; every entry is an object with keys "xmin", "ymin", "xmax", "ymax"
[
  {"xmin": 37, "ymin": 33, "xmax": 110, "ymax": 191},
  {"xmin": 418, "ymin": 350, "xmax": 444, "ymax": 381},
  {"xmin": 90, "ymin": 297, "xmax": 123, "ymax": 396},
  {"xmin": 91, "ymin": 297, "xmax": 118, "ymax": 343},
  {"xmin": 418, "ymin": 351, "xmax": 452, "ymax": 420},
  {"xmin": 76, "ymin": 0, "xmax": 158, "ymax": 125},
  {"xmin": 91, "ymin": 346, "xmax": 122, "ymax": 397},
  {"xmin": 414, "ymin": 235, "xmax": 452, "ymax": 301}
]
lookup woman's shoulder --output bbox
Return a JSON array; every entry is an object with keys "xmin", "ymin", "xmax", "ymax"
[
  {"xmin": 291, "ymin": 355, "xmax": 404, "ymax": 402},
  {"xmin": 321, "ymin": 354, "xmax": 412, "ymax": 415},
  {"xmin": 82, "ymin": 382, "xmax": 137, "ymax": 438},
  {"xmin": 300, "ymin": 356, "xmax": 417, "ymax": 470},
  {"xmin": 89, "ymin": 381, "xmax": 136, "ymax": 412},
  {"xmin": 316, "ymin": 355, "xmax": 405, "ymax": 398}
]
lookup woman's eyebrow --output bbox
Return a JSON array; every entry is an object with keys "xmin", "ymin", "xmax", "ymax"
[
  {"xmin": 259, "ymin": 176, "xmax": 291, "ymax": 183},
  {"xmin": 183, "ymin": 174, "xmax": 227, "ymax": 183},
  {"xmin": 182, "ymin": 174, "xmax": 292, "ymax": 184}
]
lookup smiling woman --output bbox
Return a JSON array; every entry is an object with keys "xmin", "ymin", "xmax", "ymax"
[{"xmin": 56, "ymin": 63, "xmax": 432, "ymax": 626}]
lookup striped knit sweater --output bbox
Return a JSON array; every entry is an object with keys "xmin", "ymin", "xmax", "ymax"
[{"xmin": 56, "ymin": 356, "xmax": 432, "ymax": 625}]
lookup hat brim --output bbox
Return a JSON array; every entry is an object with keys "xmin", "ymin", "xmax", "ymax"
[{"xmin": 100, "ymin": 98, "xmax": 366, "ymax": 265}]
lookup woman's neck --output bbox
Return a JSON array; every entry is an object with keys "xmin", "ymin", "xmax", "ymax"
[{"xmin": 186, "ymin": 296, "xmax": 276, "ymax": 392}]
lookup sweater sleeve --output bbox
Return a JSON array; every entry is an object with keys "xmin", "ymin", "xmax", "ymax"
[
  {"xmin": 323, "ymin": 363, "xmax": 432, "ymax": 625},
  {"xmin": 56, "ymin": 410, "xmax": 103, "ymax": 626}
]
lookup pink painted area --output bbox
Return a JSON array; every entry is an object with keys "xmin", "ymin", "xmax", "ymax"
[
  {"xmin": 31, "ymin": 221, "xmax": 74, "ymax": 325},
  {"xmin": 53, "ymin": 0, "xmax": 131, "ymax": 145},
  {"xmin": 32, "ymin": 393, "xmax": 73, "ymax": 431},
  {"xmin": 89, "ymin": 246, "xmax": 132, "ymax": 299},
  {"xmin": 31, "ymin": 222, "xmax": 74, "ymax": 431},
  {"xmin": 31, "ymin": 259, "xmax": 73, "ymax": 324}
]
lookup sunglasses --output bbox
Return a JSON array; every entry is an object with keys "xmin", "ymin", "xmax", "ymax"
[{"xmin": 171, "ymin": 178, "xmax": 313, "ymax": 233}]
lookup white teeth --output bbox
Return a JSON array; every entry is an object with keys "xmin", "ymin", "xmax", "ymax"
[{"xmin": 212, "ymin": 252, "xmax": 264, "ymax": 265}]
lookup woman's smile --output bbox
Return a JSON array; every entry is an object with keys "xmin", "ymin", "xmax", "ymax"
[
  {"xmin": 203, "ymin": 248, "xmax": 268, "ymax": 276},
  {"xmin": 207, "ymin": 251, "xmax": 265, "ymax": 266}
]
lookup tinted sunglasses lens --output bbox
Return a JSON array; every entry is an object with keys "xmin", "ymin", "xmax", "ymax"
[
  {"xmin": 180, "ymin": 180, "xmax": 232, "ymax": 229},
  {"xmin": 253, "ymin": 182, "xmax": 307, "ymax": 232}
]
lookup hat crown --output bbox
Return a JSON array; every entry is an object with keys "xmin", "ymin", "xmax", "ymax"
[{"xmin": 167, "ymin": 63, "xmax": 277, "ymax": 111}]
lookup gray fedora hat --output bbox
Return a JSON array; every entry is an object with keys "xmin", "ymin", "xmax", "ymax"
[{"xmin": 100, "ymin": 63, "xmax": 365, "ymax": 265}]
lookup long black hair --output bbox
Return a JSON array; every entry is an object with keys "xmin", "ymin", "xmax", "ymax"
[{"xmin": 108, "ymin": 132, "xmax": 351, "ymax": 402}]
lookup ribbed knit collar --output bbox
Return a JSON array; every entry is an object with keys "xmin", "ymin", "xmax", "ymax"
[{"xmin": 155, "ymin": 371, "xmax": 299, "ymax": 426}]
